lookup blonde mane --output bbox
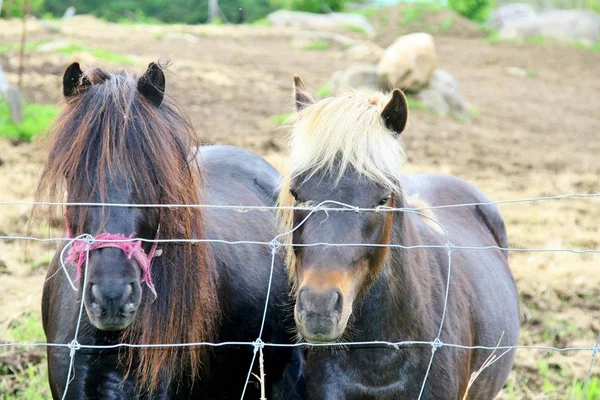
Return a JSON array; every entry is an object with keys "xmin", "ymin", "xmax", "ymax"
[
  {"xmin": 286, "ymin": 90, "xmax": 407, "ymax": 193},
  {"xmin": 278, "ymin": 89, "xmax": 408, "ymax": 282}
]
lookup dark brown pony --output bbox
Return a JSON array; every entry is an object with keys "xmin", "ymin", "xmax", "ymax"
[
  {"xmin": 37, "ymin": 63, "xmax": 304, "ymax": 398},
  {"xmin": 278, "ymin": 76, "xmax": 520, "ymax": 399}
]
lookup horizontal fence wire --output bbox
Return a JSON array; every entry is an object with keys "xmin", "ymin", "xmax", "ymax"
[{"xmin": 0, "ymin": 193, "xmax": 599, "ymax": 399}]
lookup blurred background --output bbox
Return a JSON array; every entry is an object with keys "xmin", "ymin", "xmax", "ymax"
[{"xmin": 0, "ymin": 0, "xmax": 599, "ymax": 398}]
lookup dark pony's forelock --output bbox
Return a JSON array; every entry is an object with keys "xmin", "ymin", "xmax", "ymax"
[{"xmin": 35, "ymin": 66, "xmax": 219, "ymax": 392}]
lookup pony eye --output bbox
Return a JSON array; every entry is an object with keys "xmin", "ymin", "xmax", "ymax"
[
  {"xmin": 378, "ymin": 196, "xmax": 391, "ymax": 206},
  {"xmin": 290, "ymin": 189, "xmax": 299, "ymax": 200}
]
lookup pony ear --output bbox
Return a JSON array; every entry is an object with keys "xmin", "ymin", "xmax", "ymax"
[
  {"xmin": 381, "ymin": 89, "xmax": 408, "ymax": 137},
  {"xmin": 138, "ymin": 62, "xmax": 165, "ymax": 107},
  {"xmin": 293, "ymin": 74, "xmax": 315, "ymax": 111},
  {"xmin": 63, "ymin": 62, "xmax": 87, "ymax": 97}
]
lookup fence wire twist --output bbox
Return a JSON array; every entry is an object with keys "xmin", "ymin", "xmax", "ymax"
[{"xmin": 0, "ymin": 192, "xmax": 599, "ymax": 399}]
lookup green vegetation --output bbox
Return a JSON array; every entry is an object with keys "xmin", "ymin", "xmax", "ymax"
[
  {"xmin": 344, "ymin": 24, "xmax": 368, "ymax": 36},
  {"xmin": 488, "ymin": 32, "xmax": 600, "ymax": 53},
  {"xmin": 282, "ymin": 0, "xmax": 345, "ymax": 13},
  {"xmin": 0, "ymin": 39, "xmax": 51, "ymax": 56},
  {"xmin": 402, "ymin": 2, "xmax": 443, "ymax": 25},
  {"xmin": 55, "ymin": 43, "xmax": 135, "ymax": 64},
  {"xmin": 569, "ymin": 377, "xmax": 600, "ymax": 400},
  {"xmin": 526, "ymin": 68, "xmax": 538, "ymax": 78},
  {"xmin": 251, "ymin": 18, "xmax": 271, "ymax": 26},
  {"xmin": 301, "ymin": 40, "xmax": 330, "ymax": 51},
  {"xmin": 269, "ymin": 112, "xmax": 291, "ymax": 125},
  {"xmin": 448, "ymin": 0, "xmax": 493, "ymax": 22},
  {"xmin": 317, "ymin": 85, "xmax": 332, "ymax": 98},
  {"xmin": 0, "ymin": 313, "xmax": 49, "ymax": 399},
  {"xmin": 5, "ymin": 0, "xmax": 349, "ymax": 24},
  {"xmin": 0, "ymin": 103, "xmax": 58, "ymax": 142},
  {"xmin": 441, "ymin": 16, "xmax": 455, "ymax": 33},
  {"xmin": 406, "ymin": 96, "xmax": 428, "ymax": 112}
]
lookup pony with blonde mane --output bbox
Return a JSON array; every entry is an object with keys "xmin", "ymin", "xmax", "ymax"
[{"xmin": 279, "ymin": 75, "xmax": 520, "ymax": 399}]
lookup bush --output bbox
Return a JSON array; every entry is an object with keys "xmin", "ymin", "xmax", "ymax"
[
  {"xmin": 448, "ymin": 0, "xmax": 493, "ymax": 22},
  {"xmin": 1, "ymin": 0, "xmax": 46, "ymax": 17},
  {"xmin": 283, "ymin": 0, "xmax": 346, "ymax": 13}
]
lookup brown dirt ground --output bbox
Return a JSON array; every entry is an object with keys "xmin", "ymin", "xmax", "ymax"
[{"xmin": 0, "ymin": 9, "xmax": 599, "ymax": 399}]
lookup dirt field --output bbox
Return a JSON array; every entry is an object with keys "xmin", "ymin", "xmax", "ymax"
[{"xmin": 0, "ymin": 8, "xmax": 599, "ymax": 399}]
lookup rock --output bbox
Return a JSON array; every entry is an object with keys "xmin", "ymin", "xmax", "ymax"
[
  {"xmin": 292, "ymin": 30, "xmax": 356, "ymax": 49},
  {"xmin": 427, "ymin": 69, "xmax": 469, "ymax": 117},
  {"xmin": 416, "ymin": 88, "xmax": 449, "ymax": 115},
  {"xmin": 506, "ymin": 66, "xmax": 528, "ymax": 78},
  {"xmin": 487, "ymin": 3, "xmax": 537, "ymax": 30},
  {"xmin": 500, "ymin": 10, "xmax": 600, "ymax": 45},
  {"xmin": 63, "ymin": 6, "xmax": 76, "ymax": 19},
  {"xmin": 329, "ymin": 65, "xmax": 380, "ymax": 96},
  {"xmin": 267, "ymin": 10, "xmax": 376, "ymax": 38},
  {"xmin": 342, "ymin": 42, "xmax": 384, "ymax": 63},
  {"xmin": 378, "ymin": 33, "xmax": 438, "ymax": 93}
]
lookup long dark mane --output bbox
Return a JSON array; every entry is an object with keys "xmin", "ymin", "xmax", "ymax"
[{"xmin": 35, "ymin": 66, "xmax": 219, "ymax": 391}]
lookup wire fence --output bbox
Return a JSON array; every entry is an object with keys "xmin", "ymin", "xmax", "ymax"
[{"xmin": 0, "ymin": 192, "xmax": 599, "ymax": 399}]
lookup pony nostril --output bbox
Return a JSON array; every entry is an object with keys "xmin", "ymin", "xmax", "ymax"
[
  {"xmin": 123, "ymin": 283, "xmax": 133, "ymax": 300},
  {"xmin": 334, "ymin": 290, "xmax": 343, "ymax": 314},
  {"xmin": 121, "ymin": 302, "xmax": 136, "ymax": 316},
  {"xmin": 91, "ymin": 283, "xmax": 102, "ymax": 303},
  {"xmin": 297, "ymin": 289, "xmax": 307, "ymax": 313}
]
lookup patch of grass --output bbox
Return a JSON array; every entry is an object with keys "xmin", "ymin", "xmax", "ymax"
[
  {"xmin": 0, "ymin": 39, "xmax": 51, "ymax": 56},
  {"xmin": 344, "ymin": 24, "xmax": 368, "ymax": 35},
  {"xmin": 317, "ymin": 85, "xmax": 332, "ymax": 98},
  {"xmin": 469, "ymin": 107, "xmax": 480, "ymax": 118},
  {"xmin": 154, "ymin": 32, "xmax": 165, "ymax": 40},
  {"xmin": 0, "ymin": 103, "xmax": 58, "ymax": 142},
  {"xmin": 301, "ymin": 40, "xmax": 331, "ymax": 51},
  {"xmin": 401, "ymin": 3, "xmax": 444, "ymax": 25},
  {"xmin": 526, "ymin": 68, "xmax": 538, "ymax": 78},
  {"xmin": 3, "ymin": 314, "xmax": 44, "ymax": 343},
  {"xmin": 569, "ymin": 377, "xmax": 600, "ymax": 400},
  {"xmin": 487, "ymin": 32, "xmax": 503, "ymax": 44},
  {"xmin": 441, "ymin": 16, "xmax": 455, "ymax": 33},
  {"xmin": 29, "ymin": 255, "xmax": 52, "ymax": 274},
  {"xmin": 56, "ymin": 43, "xmax": 134, "ymax": 64},
  {"xmin": 251, "ymin": 18, "xmax": 271, "ymax": 26},
  {"xmin": 0, "ymin": 313, "xmax": 48, "ymax": 399},
  {"xmin": 406, "ymin": 96, "xmax": 428, "ymax": 112},
  {"xmin": 355, "ymin": 6, "xmax": 378, "ymax": 20},
  {"xmin": 525, "ymin": 35, "xmax": 548, "ymax": 45},
  {"xmin": 269, "ymin": 113, "xmax": 291, "ymax": 126}
]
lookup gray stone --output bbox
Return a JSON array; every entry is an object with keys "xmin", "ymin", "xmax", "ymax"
[
  {"xmin": 329, "ymin": 65, "xmax": 380, "ymax": 96},
  {"xmin": 426, "ymin": 69, "xmax": 469, "ymax": 117},
  {"xmin": 416, "ymin": 88, "xmax": 449, "ymax": 115},
  {"xmin": 1, "ymin": 66, "xmax": 24, "ymax": 123},
  {"xmin": 500, "ymin": 10, "xmax": 600, "ymax": 45},
  {"xmin": 63, "ymin": 6, "xmax": 76, "ymax": 19},
  {"xmin": 267, "ymin": 10, "xmax": 375, "ymax": 38},
  {"xmin": 487, "ymin": 3, "xmax": 537, "ymax": 30}
]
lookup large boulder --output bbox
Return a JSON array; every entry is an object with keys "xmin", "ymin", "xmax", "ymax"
[
  {"xmin": 377, "ymin": 33, "xmax": 438, "ymax": 93},
  {"xmin": 329, "ymin": 65, "xmax": 380, "ymax": 96},
  {"xmin": 416, "ymin": 69, "xmax": 469, "ymax": 117},
  {"xmin": 499, "ymin": 10, "xmax": 600, "ymax": 45},
  {"xmin": 487, "ymin": 3, "xmax": 537, "ymax": 30},
  {"xmin": 267, "ymin": 10, "xmax": 376, "ymax": 38}
]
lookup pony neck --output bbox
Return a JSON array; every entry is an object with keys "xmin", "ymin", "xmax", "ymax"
[{"xmin": 351, "ymin": 193, "xmax": 437, "ymax": 342}]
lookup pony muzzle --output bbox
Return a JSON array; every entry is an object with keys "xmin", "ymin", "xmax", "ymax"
[{"xmin": 295, "ymin": 285, "xmax": 351, "ymax": 342}]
